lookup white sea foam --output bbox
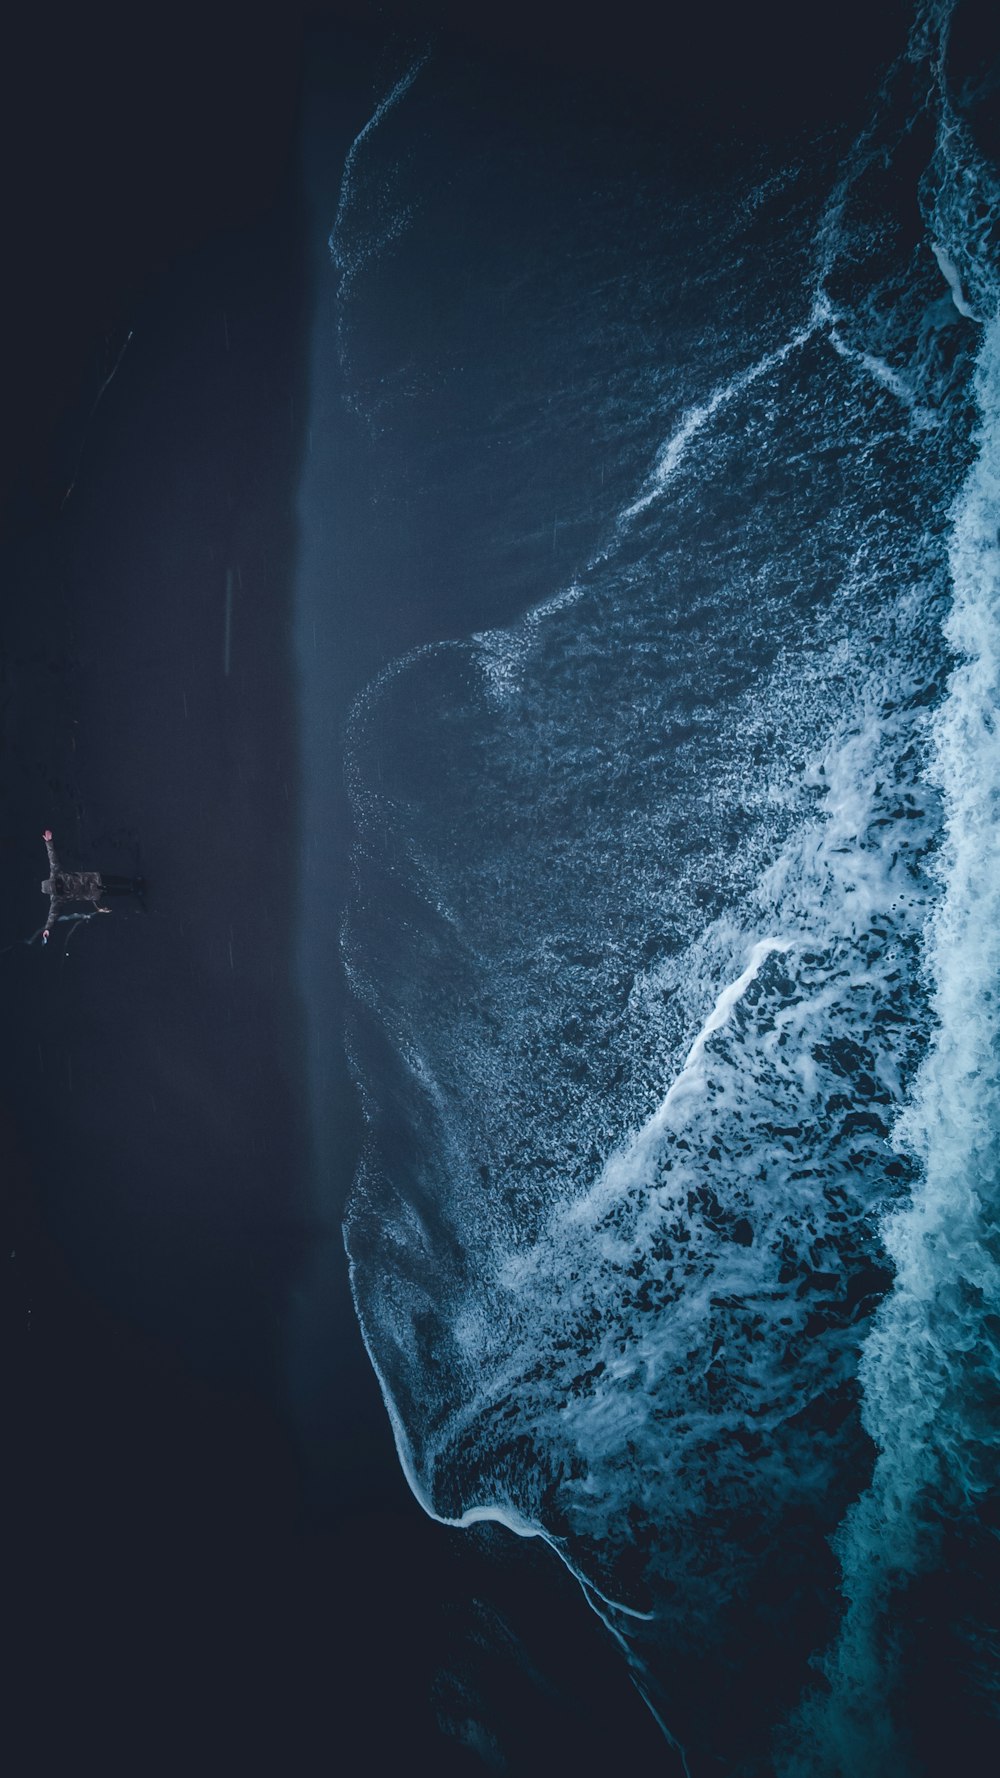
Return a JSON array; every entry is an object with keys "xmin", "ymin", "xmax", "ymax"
[
  {"xmin": 328, "ymin": 53, "xmax": 428, "ymax": 290},
  {"xmin": 782, "ymin": 309, "xmax": 1000, "ymax": 1778},
  {"xmin": 325, "ymin": 52, "xmax": 428, "ymax": 432},
  {"xmin": 931, "ymin": 239, "xmax": 980, "ymax": 322},
  {"xmin": 620, "ymin": 322, "xmax": 818, "ymax": 521},
  {"xmin": 776, "ymin": 11, "xmax": 1000, "ymax": 1764},
  {"xmin": 563, "ymin": 937, "xmax": 795, "ymax": 1233}
]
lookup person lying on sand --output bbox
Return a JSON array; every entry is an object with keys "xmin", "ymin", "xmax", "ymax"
[{"xmin": 40, "ymin": 829, "xmax": 144, "ymax": 943}]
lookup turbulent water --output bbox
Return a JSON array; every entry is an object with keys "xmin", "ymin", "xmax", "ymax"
[{"xmin": 331, "ymin": 6, "xmax": 999, "ymax": 1770}]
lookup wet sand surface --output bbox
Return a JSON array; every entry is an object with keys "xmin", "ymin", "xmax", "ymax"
[{"xmin": 1, "ymin": 42, "xmax": 672, "ymax": 1773}]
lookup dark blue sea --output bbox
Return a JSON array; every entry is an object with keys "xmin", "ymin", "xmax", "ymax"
[{"xmin": 293, "ymin": 4, "xmax": 1000, "ymax": 1770}]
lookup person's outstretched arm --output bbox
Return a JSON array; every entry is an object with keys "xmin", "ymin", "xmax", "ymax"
[
  {"xmin": 42, "ymin": 896, "xmax": 66, "ymax": 942},
  {"xmin": 42, "ymin": 828, "xmax": 59, "ymax": 873}
]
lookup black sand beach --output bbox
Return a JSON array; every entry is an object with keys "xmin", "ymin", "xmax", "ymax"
[{"xmin": 2, "ymin": 12, "xmax": 675, "ymax": 1771}]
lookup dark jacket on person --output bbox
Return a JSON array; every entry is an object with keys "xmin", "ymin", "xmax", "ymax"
[{"xmin": 41, "ymin": 835, "xmax": 104, "ymax": 933}]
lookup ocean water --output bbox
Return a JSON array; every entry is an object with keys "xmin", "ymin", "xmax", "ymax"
[{"xmin": 329, "ymin": 5, "xmax": 998, "ymax": 1769}]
